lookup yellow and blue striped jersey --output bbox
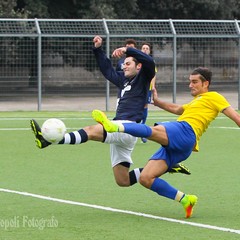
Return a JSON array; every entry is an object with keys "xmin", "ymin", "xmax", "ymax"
[{"xmin": 177, "ymin": 91, "xmax": 230, "ymax": 151}]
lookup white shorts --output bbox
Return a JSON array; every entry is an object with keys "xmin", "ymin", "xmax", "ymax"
[{"xmin": 104, "ymin": 120, "xmax": 138, "ymax": 167}]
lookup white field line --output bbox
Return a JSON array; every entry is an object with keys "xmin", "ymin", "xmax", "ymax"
[{"xmin": 0, "ymin": 188, "xmax": 239, "ymax": 235}]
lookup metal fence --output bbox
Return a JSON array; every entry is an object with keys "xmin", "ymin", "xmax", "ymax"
[{"xmin": 0, "ymin": 19, "xmax": 239, "ymax": 111}]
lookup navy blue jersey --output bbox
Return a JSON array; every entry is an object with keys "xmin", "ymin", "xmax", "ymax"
[
  {"xmin": 93, "ymin": 47, "xmax": 155, "ymax": 122},
  {"xmin": 115, "ymin": 57, "xmax": 125, "ymax": 98}
]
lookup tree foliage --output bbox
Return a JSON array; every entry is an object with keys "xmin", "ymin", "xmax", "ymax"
[
  {"xmin": 0, "ymin": 0, "xmax": 239, "ymax": 19},
  {"xmin": 136, "ymin": 0, "xmax": 240, "ymax": 20},
  {"xmin": 0, "ymin": 0, "xmax": 28, "ymax": 18}
]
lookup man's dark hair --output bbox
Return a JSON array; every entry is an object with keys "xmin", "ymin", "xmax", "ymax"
[
  {"xmin": 141, "ymin": 42, "xmax": 152, "ymax": 56},
  {"xmin": 141, "ymin": 42, "xmax": 151, "ymax": 49},
  {"xmin": 191, "ymin": 67, "xmax": 212, "ymax": 85},
  {"xmin": 125, "ymin": 39, "xmax": 137, "ymax": 47}
]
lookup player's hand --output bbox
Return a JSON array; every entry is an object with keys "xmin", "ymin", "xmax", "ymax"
[
  {"xmin": 112, "ymin": 47, "xmax": 127, "ymax": 58},
  {"xmin": 93, "ymin": 36, "xmax": 102, "ymax": 48}
]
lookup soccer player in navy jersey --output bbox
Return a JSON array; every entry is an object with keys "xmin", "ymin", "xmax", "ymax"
[{"xmin": 30, "ymin": 35, "xmax": 189, "ymax": 189}]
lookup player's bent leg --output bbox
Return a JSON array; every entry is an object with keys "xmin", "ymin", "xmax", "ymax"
[
  {"xmin": 112, "ymin": 164, "xmax": 131, "ymax": 187},
  {"xmin": 30, "ymin": 119, "xmax": 51, "ymax": 149},
  {"xmin": 139, "ymin": 160, "xmax": 168, "ymax": 188},
  {"xmin": 129, "ymin": 168, "xmax": 143, "ymax": 185},
  {"xmin": 139, "ymin": 160, "xmax": 196, "ymax": 218},
  {"xmin": 168, "ymin": 163, "xmax": 191, "ymax": 175}
]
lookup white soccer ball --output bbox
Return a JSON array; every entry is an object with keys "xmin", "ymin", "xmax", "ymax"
[{"xmin": 41, "ymin": 118, "xmax": 66, "ymax": 143}]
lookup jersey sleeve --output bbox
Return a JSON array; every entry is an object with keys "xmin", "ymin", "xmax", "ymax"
[
  {"xmin": 93, "ymin": 47, "xmax": 124, "ymax": 88},
  {"xmin": 211, "ymin": 92, "xmax": 231, "ymax": 112},
  {"xmin": 126, "ymin": 47, "xmax": 155, "ymax": 82}
]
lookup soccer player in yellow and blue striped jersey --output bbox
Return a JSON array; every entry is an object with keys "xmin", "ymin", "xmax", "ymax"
[{"xmin": 92, "ymin": 67, "xmax": 240, "ymax": 218}]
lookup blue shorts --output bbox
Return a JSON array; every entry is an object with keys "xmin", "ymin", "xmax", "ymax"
[{"xmin": 150, "ymin": 121, "xmax": 196, "ymax": 170}]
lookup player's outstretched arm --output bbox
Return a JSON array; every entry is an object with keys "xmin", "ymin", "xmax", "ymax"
[
  {"xmin": 222, "ymin": 106, "xmax": 240, "ymax": 127},
  {"xmin": 152, "ymin": 88, "xmax": 183, "ymax": 115}
]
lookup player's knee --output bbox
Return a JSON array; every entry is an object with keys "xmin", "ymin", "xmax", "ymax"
[
  {"xmin": 115, "ymin": 178, "xmax": 130, "ymax": 187},
  {"xmin": 83, "ymin": 124, "xmax": 103, "ymax": 141},
  {"xmin": 139, "ymin": 173, "xmax": 152, "ymax": 188}
]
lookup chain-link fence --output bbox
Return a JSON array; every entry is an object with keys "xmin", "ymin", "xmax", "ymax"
[{"xmin": 0, "ymin": 19, "xmax": 239, "ymax": 111}]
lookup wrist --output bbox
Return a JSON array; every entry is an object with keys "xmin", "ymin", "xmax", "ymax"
[{"xmin": 122, "ymin": 47, "xmax": 127, "ymax": 53}]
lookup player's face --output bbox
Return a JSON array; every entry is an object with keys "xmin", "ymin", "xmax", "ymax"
[
  {"xmin": 189, "ymin": 74, "xmax": 209, "ymax": 96},
  {"xmin": 123, "ymin": 57, "xmax": 140, "ymax": 78},
  {"xmin": 141, "ymin": 45, "xmax": 150, "ymax": 55}
]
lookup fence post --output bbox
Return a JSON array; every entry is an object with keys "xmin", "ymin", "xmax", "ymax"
[
  {"xmin": 170, "ymin": 19, "xmax": 177, "ymax": 103},
  {"xmin": 103, "ymin": 18, "xmax": 110, "ymax": 111},
  {"xmin": 35, "ymin": 18, "xmax": 42, "ymax": 111},
  {"xmin": 235, "ymin": 19, "xmax": 240, "ymax": 110}
]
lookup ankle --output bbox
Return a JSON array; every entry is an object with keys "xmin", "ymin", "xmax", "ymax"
[
  {"xmin": 118, "ymin": 123, "xmax": 124, "ymax": 132},
  {"xmin": 175, "ymin": 191, "xmax": 185, "ymax": 202}
]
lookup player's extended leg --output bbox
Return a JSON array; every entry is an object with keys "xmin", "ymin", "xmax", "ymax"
[
  {"xmin": 31, "ymin": 119, "xmax": 144, "ymax": 187},
  {"xmin": 140, "ymin": 159, "xmax": 197, "ymax": 218},
  {"xmin": 92, "ymin": 109, "xmax": 154, "ymax": 138},
  {"xmin": 30, "ymin": 119, "xmax": 89, "ymax": 149},
  {"xmin": 92, "ymin": 110, "xmax": 191, "ymax": 175},
  {"xmin": 30, "ymin": 119, "xmax": 51, "ymax": 149},
  {"xmin": 30, "ymin": 119, "xmax": 105, "ymax": 149}
]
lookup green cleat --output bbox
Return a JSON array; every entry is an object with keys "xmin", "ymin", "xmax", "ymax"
[
  {"xmin": 30, "ymin": 119, "xmax": 51, "ymax": 149},
  {"xmin": 181, "ymin": 194, "xmax": 198, "ymax": 218},
  {"xmin": 168, "ymin": 163, "xmax": 191, "ymax": 175},
  {"xmin": 92, "ymin": 110, "xmax": 119, "ymax": 132}
]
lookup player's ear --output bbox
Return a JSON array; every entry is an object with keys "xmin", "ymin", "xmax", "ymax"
[
  {"xmin": 136, "ymin": 63, "xmax": 142, "ymax": 70},
  {"xmin": 203, "ymin": 80, "xmax": 210, "ymax": 88}
]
